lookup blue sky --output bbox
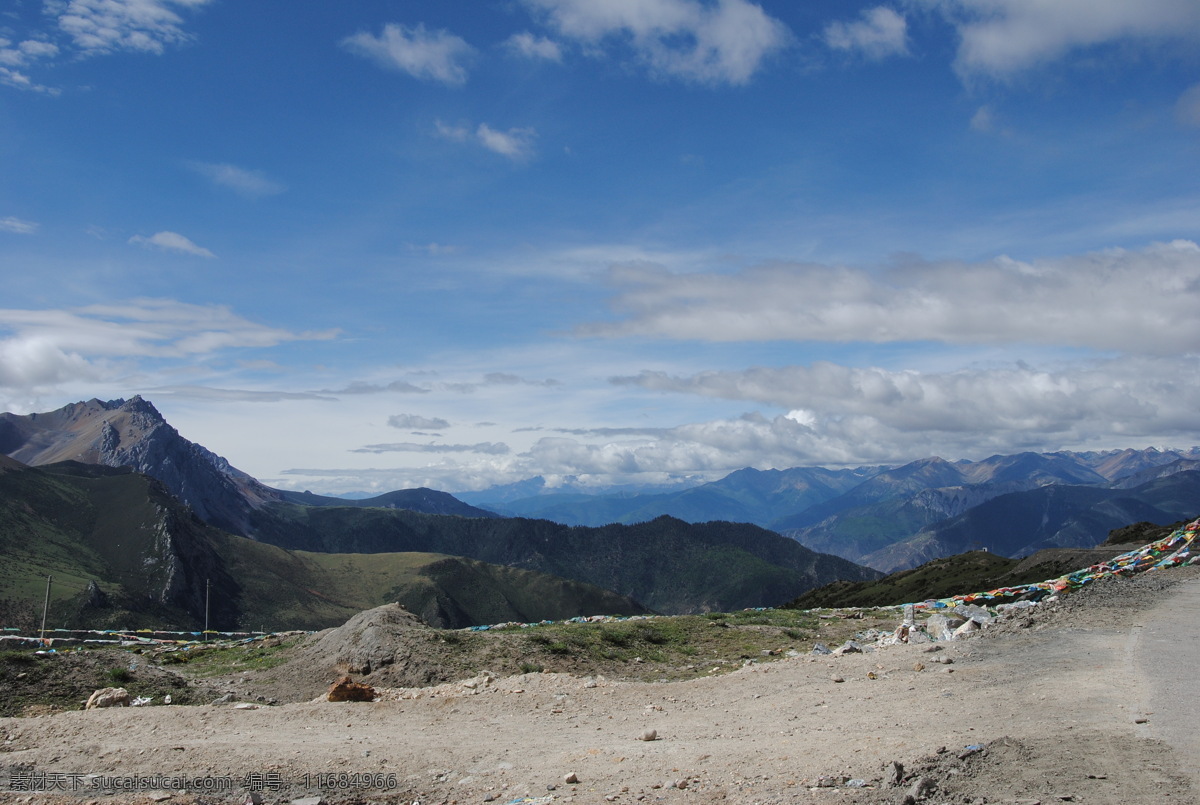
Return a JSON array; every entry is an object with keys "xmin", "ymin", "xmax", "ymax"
[{"xmin": 2, "ymin": 0, "xmax": 1200, "ymax": 495}]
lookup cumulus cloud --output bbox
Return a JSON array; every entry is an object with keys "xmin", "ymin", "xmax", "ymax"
[
  {"xmin": 55, "ymin": 0, "xmax": 215, "ymax": 56},
  {"xmin": 353, "ymin": 442, "xmax": 511, "ymax": 455},
  {"xmin": 190, "ymin": 162, "xmax": 286, "ymax": 198},
  {"xmin": 436, "ymin": 120, "xmax": 538, "ymax": 161},
  {"xmin": 128, "ymin": 230, "xmax": 216, "ymax": 257},
  {"xmin": 521, "ymin": 0, "xmax": 789, "ymax": 85},
  {"xmin": 578, "ymin": 240, "xmax": 1200, "ymax": 356},
  {"xmin": 342, "ymin": 23, "xmax": 474, "ymax": 85},
  {"xmin": 389, "ymin": 413, "xmax": 451, "ymax": 430},
  {"xmin": 0, "ymin": 217, "xmax": 38, "ymax": 234},
  {"xmin": 824, "ymin": 7, "xmax": 908, "ymax": 60},
  {"xmin": 603, "ymin": 354, "xmax": 1200, "ymax": 468},
  {"xmin": 505, "ymin": 31, "xmax": 563, "ymax": 61},
  {"xmin": 921, "ymin": 0, "xmax": 1200, "ymax": 77}
]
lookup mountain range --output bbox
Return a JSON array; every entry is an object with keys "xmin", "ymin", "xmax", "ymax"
[
  {"xmin": 3, "ymin": 396, "xmax": 1195, "ymax": 632},
  {"xmin": 460, "ymin": 448, "xmax": 1200, "ymax": 571},
  {"xmin": 0, "ymin": 398, "xmax": 878, "ymax": 628}
]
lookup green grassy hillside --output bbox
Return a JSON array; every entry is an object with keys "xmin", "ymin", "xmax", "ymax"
[{"xmin": 0, "ymin": 460, "xmax": 649, "ymax": 631}]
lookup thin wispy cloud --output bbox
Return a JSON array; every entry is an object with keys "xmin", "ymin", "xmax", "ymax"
[
  {"xmin": 0, "ymin": 299, "xmax": 338, "ymax": 401},
  {"xmin": 505, "ymin": 31, "xmax": 562, "ymax": 61},
  {"xmin": 521, "ymin": 0, "xmax": 790, "ymax": 85},
  {"xmin": 0, "ymin": 217, "xmax": 38, "ymax": 235},
  {"xmin": 354, "ymin": 442, "xmax": 511, "ymax": 455},
  {"xmin": 149, "ymin": 386, "xmax": 335, "ymax": 402},
  {"xmin": 317, "ymin": 381, "xmax": 430, "ymax": 395},
  {"xmin": 436, "ymin": 120, "xmax": 538, "ymax": 161},
  {"xmin": 129, "ymin": 230, "xmax": 216, "ymax": 258},
  {"xmin": 190, "ymin": 162, "xmax": 286, "ymax": 198},
  {"xmin": 342, "ymin": 22, "xmax": 474, "ymax": 85},
  {"xmin": 824, "ymin": 7, "xmax": 908, "ymax": 60}
]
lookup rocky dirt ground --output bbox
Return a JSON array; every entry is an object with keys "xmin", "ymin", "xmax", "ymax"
[{"xmin": 2, "ymin": 566, "xmax": 1198, "ymax": 805}]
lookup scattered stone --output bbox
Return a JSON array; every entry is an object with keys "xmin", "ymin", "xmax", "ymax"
[
  {"xmin": 887, "ymin": 760, "xmax": 905, "ymax": 787},
  {"xmin": 565, "ymin": 772, "xmax": 580, "ymax": 784},
  {"xmin": 243, "ymin": 793, "xmax": 264, "ymax": 805},
  {"xmin": 912, "ymin": 662, "xmax": 926, "ymax": 671},
  {"xmin": 925, "ymin": 614, "xmax": 967, "ymax": 642},
  {"xmin": 327, "ymin": 676, "xmax": 377, "ymax": 702},
  {"xmin": 85, "ymin": 688, "xmax": 130, "ymax": 709},
  {"xmin": 952, "ymin": 604, "xmax": 996, "ymax": 626},
  {"xmin": 903, "ymin": 775, "xmax": 934, "ymax": 803},
  {"xmin": 674, "ymin": 779, "xmax": 688, "ymax": 790},
  {"xmin": 640, "ymin": 729, "xmax": 657, "ymax": 741},
  {"xmin": 811, "ymin": 643, "xmax": 832, "ymax": 655},
  {"xmin": 957, "ymin": 744, "xmax": 985, "ymax": 760},
  {"xmin": 953, "ymin": 619, "xmax": 981, "ymax": 638},
  {"xmin": 832, "ymin": 640, "xmax": 863, "ymax": 656},
  {"xmin": 291, "ymin": 797, "xmax": 326, "ymax": 805},
  {"xmin": 233, "ymin": 702, "xmax": 260, "ymax": 710},
  {"xmin": 831, "ymin": 675, "xmax": 845, "ymax": 683},
  {"xmin": 210, "ymin": 693, "xmax": 235, "ymax": 705},
  {"xmin": 148, "ymin": 793, "xmax": 173, "ymax": 802}
]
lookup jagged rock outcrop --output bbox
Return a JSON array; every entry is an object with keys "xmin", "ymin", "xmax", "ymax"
[{"xmin": 0, "ymin": 396, "xmax": 282, "ymax": 535}]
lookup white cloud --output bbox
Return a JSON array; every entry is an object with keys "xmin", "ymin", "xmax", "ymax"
[
  {"xmin": 505, "ymin": 31, "xmax": 563, "ymax": 61},
  {"xmin": 190, "ymin": 162, "xmax": 286, "ymax": 198},
  {"xmin": 55, "ymin": 0, "xmax": 215, "ymax": 56},
  {"xmin": 824, "ymin": 6, "xmax": 908, "ymax": 60},
  {"xmin": 577, "ymin": 240, "xmax": 1200, "ymax": 356},
  {"xmin": 0, "ymin": 217, "xmax": 38, "ymax": 235},
  {"xmin": 922, "ymin": 0, "xmax": 1200, "ymax": 77},
  {"xmin": 603, "ymin": 354, "xmax": 1200, "ymax": 468},
  {"xmin": 128, "ymin": 230, "xmax": 216, "ymax": 257},
  {"xmin": 436, "ymin": 120, "xmax": 538, "ymax": 161},
  {"xmin": 0, "ymin": 66, "xmax": 59, "ymax": 94},
  {"xmin": 0, "ymin": 299, "xmax": 338, "ymax": 403},
  {"xmin": 389, "ymin": 413, "xmax": 451, "ymax": 430},
  {"xmin": 342, "ymin": 23, "xmax": 474, "ymax": 86},
  {"xmin": 0, "ymin": 38, "xmax": 60, "ymax": 67},
  {"xmin": 476, "ymin": 124, "xmax": 537, "ymax": 160},
  {"xmin": 521, "ymin": 0, "xmax": 789, "ymax": 85}
]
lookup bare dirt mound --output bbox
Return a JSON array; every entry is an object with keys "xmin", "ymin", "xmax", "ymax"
[{"xmin": 274, "ymin": 604, "xmax": 445, "ymax": 698}]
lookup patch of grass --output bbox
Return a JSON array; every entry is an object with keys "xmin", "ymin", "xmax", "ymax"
[
  {"xmin": 0, "ymin": 650, "xmax": 37, "ymax": 665},
  {"xmin": 105, "ymin": 667, "xmax": 133, "ymax": 684},
  {"xmin": 518, "ymin": 661, "xmax": 543, "ymax": 674},
  {"xmin": 170, "ymin": 636, "xmax": 303, "ymax": 679}
]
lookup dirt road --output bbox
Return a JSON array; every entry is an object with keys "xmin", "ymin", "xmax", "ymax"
[{"xmin": 2, "ymin": 568, "xmax": 1197, "ymax": 805}]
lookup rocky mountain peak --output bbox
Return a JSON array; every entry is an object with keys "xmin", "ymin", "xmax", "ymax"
[{"xmin": 0, "ymin": 396, "xmax": 282, "ymax": 536}]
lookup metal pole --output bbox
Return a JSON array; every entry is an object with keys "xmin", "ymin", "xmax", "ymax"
[
  {"xmin": 204, "ymin": 578, "xmax": 210, "ymax": 641},
  {"xmin": 39, "ymin": 575, "xmax": 51, "ymax": 641}
]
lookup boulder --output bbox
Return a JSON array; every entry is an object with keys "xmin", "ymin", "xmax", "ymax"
[{"xmin": 86, "ymin": 687, "xmax": 131, "ymax": 709}]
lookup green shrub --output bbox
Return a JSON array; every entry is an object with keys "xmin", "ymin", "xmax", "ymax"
[{"xmin": 106, "ymin": 667, "xmax": 132, "ymax": 684}]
